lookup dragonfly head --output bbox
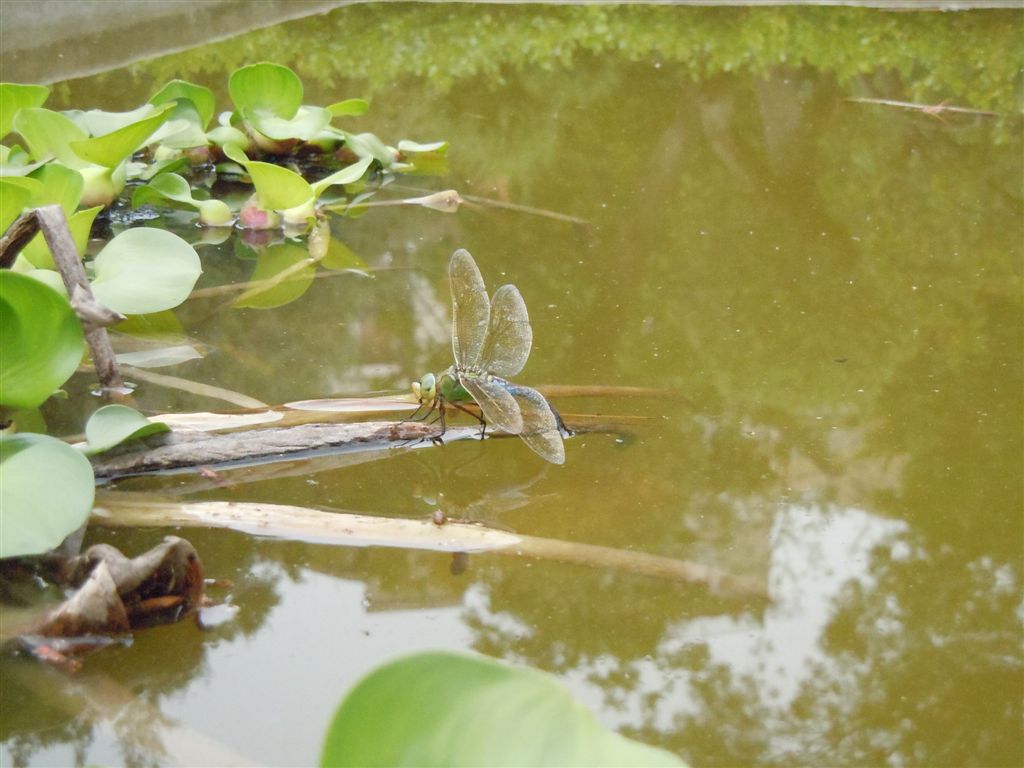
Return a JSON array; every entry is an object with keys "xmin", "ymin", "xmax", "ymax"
[{"xmin": 412, "ymin": 373, "xmax": 437, "ymax": 404}]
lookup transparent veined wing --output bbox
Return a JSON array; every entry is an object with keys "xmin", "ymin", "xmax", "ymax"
[
  {"xmin": 460, "ymin": 374, "xmax": 523, "ymax": 434},
  {"xmin": 509, "ymin": 384, "xmax": 565, "ymax": 465},
  {"xmin": 479, "ymin": 284, "xmax": 532, "ymax": 379},
  {"xmin": 449, "ymin": 249, "xmax": 489, "ymax": 369}
]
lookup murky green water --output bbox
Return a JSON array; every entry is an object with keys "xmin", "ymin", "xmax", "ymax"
[{"xmin": 3, "ymin": 4, "xmax": 1022, "ymax": 766}]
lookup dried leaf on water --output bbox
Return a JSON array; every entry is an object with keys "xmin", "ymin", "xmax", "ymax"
[{"xmin": 12, "ymin": 537, "xmax": 209, "ymax": 670}]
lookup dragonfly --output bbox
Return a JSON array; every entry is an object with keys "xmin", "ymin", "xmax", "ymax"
[{"xmin": 410, "ymin": 248, "xmax": 567, "ymax": 464}]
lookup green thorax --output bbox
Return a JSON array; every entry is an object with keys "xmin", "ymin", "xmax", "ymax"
[{"xmin": 438, "ymin": 367, "xmax": 470, "ymax": 402}]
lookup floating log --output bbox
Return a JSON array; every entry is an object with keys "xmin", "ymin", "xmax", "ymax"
[{"xmin": 91, "ymin": 498, "xmax": 767, "ymax": 598}]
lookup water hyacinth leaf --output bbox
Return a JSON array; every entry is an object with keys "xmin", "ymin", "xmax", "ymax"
[
  {"xmin": 0, "ymin": 156, "xmax": 48, "ymax": 176},
  {"xmin": 222, "ymin": 142, "xmax": 313, "ymax": 211},
  {"xmin": 7, "ymin": 406, "xmax": 46, "ymax": 435},
  {"xmin": 13, "ymin": 107, "xmax": 89, "ymax": 166},
  {"xmin": 0, "ymin": 82, "xmax": 50, "ymax": 137},
  {"xmin": 75, "ymin": 104, "xmax": 162, "ymax": 137},
  {"xmin": 249, "ymin": 104, "xmax": 332, "ymax": 141},
  {"xmin": 234, "ymin": 242, "xmax": 315, "ymax": 309},
  {"xmin": 310, "ymin": 156, "xmax": 374, "ymax": 199},
  {"xmin": 206, "ymin": 125, "xmax": 249, "ymax": 149},
  {"xmin": 244, "ymin": 162, "xmax": 312, "ymax": 211},
  {"xmin": 149, "ymin": 79, "xmax": 216, "ymax": 129},
  {"xmin": 78, "ymin": 162, "xmax": 125, "ymax": 207},
  {"xmin": 0, "ymin": 433, "xmax": 95, "ymax": 559},
  {"xmin": 342, "ymin": 131, "xmax": 396, "ymax": 165},
  {"xmin": 89, "ymin": 228, "xmax": 202, "ymax": 315},
  {"xmin": 229, "ymin": 62, "xmax": 303, "ymax": 120},
  {"xmin": 21, "ymin": 205, "xmax": 102, "ymax": 269},
  {"xmin": 26, "ymin": 161, "xmax": 84, "ymax": 214},
  {"xmin": 0, "ymin": 173, "xmax": 42, "ymax": 198},
  {"xmin": 0, "ymin": 143, "xmax": 43, "ymax": 170},
  {"xmin": 23, "ymin": 268, "xmax": 66, "ymax": 296},
  {"xmin": 327, "ymin": 98, "xmax": 370, "ymax": 118},
  {"xmin": 128, "ymin": 153, "xmax": 189, "ymax": 182},
  {"xmin": 0, "ymin": 272, "xmax": 85, "ymax": 409},
  {"xmin": 0, "ymin": 179, "xmax": 32, "ymax": 231},
  {"xmin": 81, "ymin": 404, "xmax": 170, "ymax": 455},
  {"xmin": 150, "ymin": 100, "xmax": 209, "ymax": 150},
  {"xmin": 320, "ymin": 651, "xmax": 686, "ymax": 768},
  {"xmin": 69, "ymin": 104, "xmax": 172, "ymax": 168},
  {"xmin": 132, "ymin": 173, "xmax": 233, "ymax": 226}
]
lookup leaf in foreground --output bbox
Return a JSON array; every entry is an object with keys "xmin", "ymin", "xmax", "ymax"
[
  {"xmin": 0, "ymin": 272, "xmax": 85, "ymax": 409},
  {"xmin": 80, "ymin": 404, "xmax": 170, "ymax": 455},
  {"xmin": 320, "ymin": 650, "xmax": 686, "ymax": 767},
  {"xmin": 0, "ymin": 433, "xmax": 94, "ymax": 558},
  {"xmin": 89, "ymin": 227, "xmax": 202, "ymax": 314}
]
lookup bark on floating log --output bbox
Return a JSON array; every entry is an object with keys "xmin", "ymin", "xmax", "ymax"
[{"xmin": 89, "ymin": 420, "xmax": 480, "ymax": 478}]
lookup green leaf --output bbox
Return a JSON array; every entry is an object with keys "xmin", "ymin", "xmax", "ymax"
[
  {"xmin": 22, "ymin": 267, "xmax": 67, "ymax": 296},
  {"xmin": 0, "ymin": 272, "xmax": 85, "ymax": 409},
  {"xmin": 320, "ymin": 651, "xmax": 686, "ymax": 768},
  {"xmin": 206, "ymin": 125, "xmax": 249, "ymax": 149},
  {"xmin": 78, "ymin": 162, "xmax": 124, "ymax": 207},
  {"xmin": 327, "ymin": 98, "xmax": 370, "ymax": 118},
  {"xmin": 132, "ymin": 173, "xmax": 232, "ymax": 226},
  {"xmin": 75, "ymin": 104, "xmax": 161, "ymax": 137},
  {"xmin": 0, "ymin": 179, "xmax": 32, "ymax": 232},
  {"xmin": 342, "ymin": 131, "xmax": 396, "ymax": 165},
  {"xmin": 69, "ymin": 104, "xmax": 172, "ymax": 168},
  {"xmin": 89, "ymin": 228, "xmax": 202, "ymax": 314},
  {"xmin": 234, "ymin": 242, "xmax": 315, "ymax": 309},
  {"xmin": 26, "ymin": 161, "xmax": 83, "ymax": 214},
  {"xmin": 229, "ymin": 62, "xmax": 303, "ymax": 120},
  {"xmin": 310, "ymin": 156, "xmax": 374, "ymax": 199},
  {"xmin": 249, "ymin": 104, "xmax": 332, "ymax": 141},
  {"xmin": 223, "ymin": 142, "xmax": 313, "ymax": 211},
  {"xmin": 128, "ymin": 153, "xmax": 189, "ymax": 181},
  {"xmin": 13, "ymin": 107, "xmax": 89, "ymax": 166},
  {"xmin": 148, "ymin": 100, "xmax": 209, "ymax": 150},
  {"xmin": 80, "ymin": 404, "xmax": 169, "ymax": 455},
  {"xmin": 0, "ymin": 432, "xmax": 94, "ymax": 558},
  {"xmin": 0, "ymin": 83, "xmax": 50, "ymax": 137},
  {"xmin": 149, "ymin": 79, "xmax": 216, "ymax": 129},
  {"xmin": 21, "ymin": 205, "xmax": 101, "ymax": 269}
]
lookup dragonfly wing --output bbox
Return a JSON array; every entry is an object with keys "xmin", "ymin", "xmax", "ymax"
[
  {"xmin": 449, "ymin": 249, "xmax": 489, "ymax": 369},
  {"xmin": 508, "ymin": 385, "xmax": 565, "ymax": 465},
  {"xmin": 461, "ymin": 375, "xmax": 523, "ymax": 434},
  {"xmin": 479, "ymin": 284, "xmax": 532, "ymax": 379}
]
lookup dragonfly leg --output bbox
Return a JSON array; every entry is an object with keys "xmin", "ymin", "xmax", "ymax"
[
  {"xmin": 400, "ymin": 402, "xmax": 431, "ymax": 425},
  {"xmin": 429, "ymin": 398, "xmax": 449, "ymax": 445},
  {"xmin": 449, "ymin": 400, "xmax": 487, "ymax": 439},
  {"xmin": 398, "ymin": 399, "xmax": 446, "ymax": 448}
]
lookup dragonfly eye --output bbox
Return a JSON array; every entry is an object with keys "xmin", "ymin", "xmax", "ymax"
[{"xmin": 413, "ymin": 373, "xmax": 436, "ymax": 402}]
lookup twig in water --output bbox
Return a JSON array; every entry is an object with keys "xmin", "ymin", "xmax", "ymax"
[
  {"xmin": 845, "ymin": 96, "xmax": 999, "ymax": 119},
  {"xmin": 36, "ymin": 205, "xmax": 126, "ymax": 391}
]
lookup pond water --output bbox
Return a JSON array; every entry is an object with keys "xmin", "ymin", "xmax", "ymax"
[{"xmin": 2, "ymin": 4, "xmax": 1022, "ymax": 766}]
